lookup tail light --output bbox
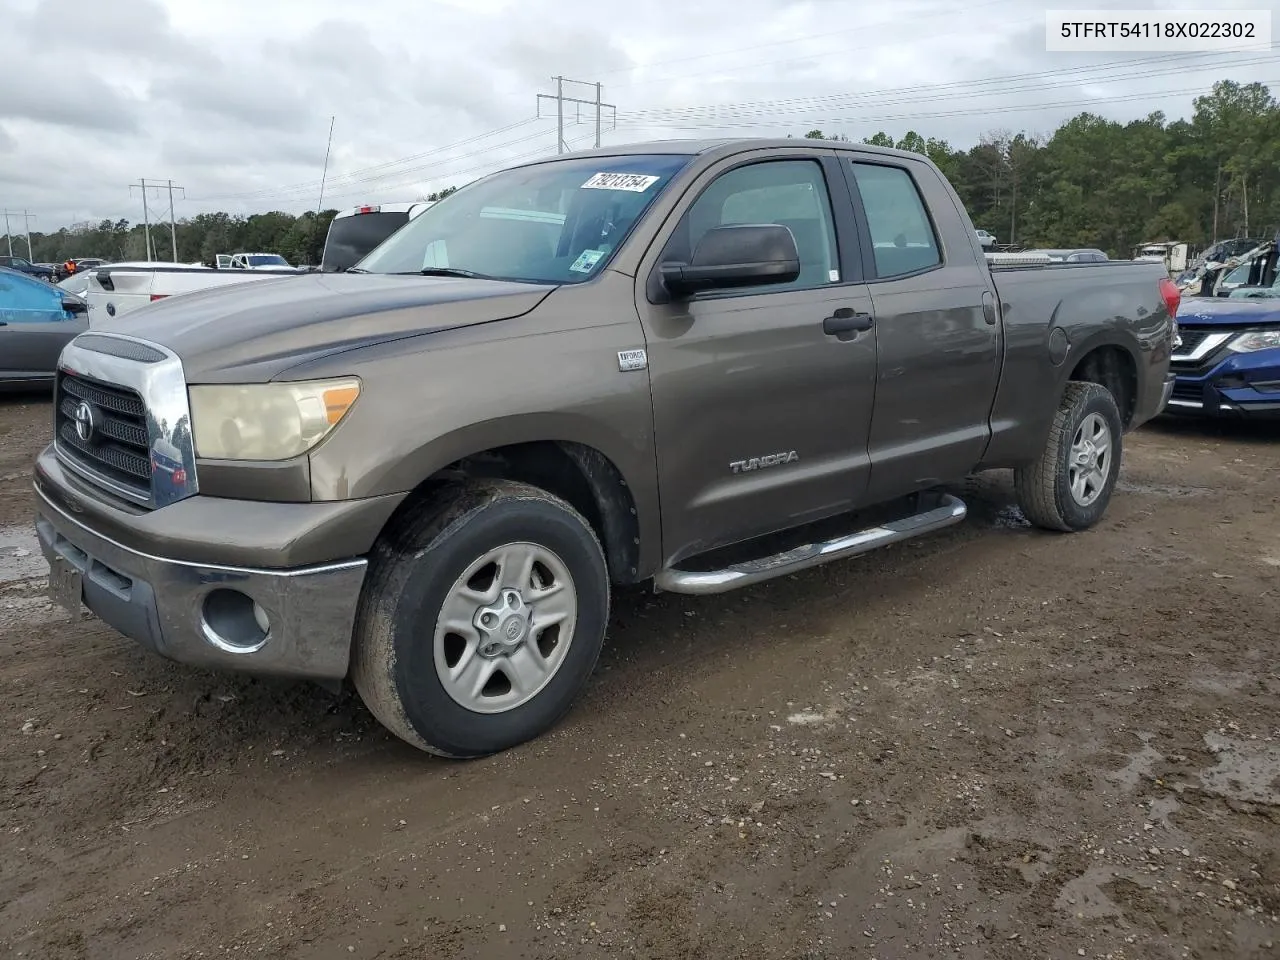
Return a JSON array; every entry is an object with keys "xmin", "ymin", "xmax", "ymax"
[
  {"xmin": 172, "ymin": 468, "xmax": 186, "ymax": 485},
  {"xmin": 150, "ymin": 294, "xmax": 168, "ymax": 301},
  {"xmin": 355, "ymin": 205, "xmax": 380, "ymax": 214},
  {"xmin": 1158, "ymin": 277, "xmax": 1181, "ymax": 317}
]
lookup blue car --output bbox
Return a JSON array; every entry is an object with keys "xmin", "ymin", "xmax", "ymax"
[
  {"xmin": 0, "ymin": 265, "xmax": 90, "ymax": 389},
  {"xmin": 1167, "ymin": 296, "xmax": 1280, "ymax": 418}
]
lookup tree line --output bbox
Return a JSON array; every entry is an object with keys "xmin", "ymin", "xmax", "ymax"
[
  {"xmin": 8, "ymin": 79, "xmax": 1277, "ymax": 264},
  {"xmin": 802, "ymin": 79, "xmax": 1278, "ymax": 257},
  {"xmin": 12, "ymin": 187, "xmax": 458, "ymax": 267}
]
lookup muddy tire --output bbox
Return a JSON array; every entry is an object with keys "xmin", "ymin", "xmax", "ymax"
[
  {"xmin": 1014, "ymin": 381, "xmax": 1124, "ymax": 533},
  {"xmin": 351, "ymin": 480, "xmax": 610, "ymax": 758}
]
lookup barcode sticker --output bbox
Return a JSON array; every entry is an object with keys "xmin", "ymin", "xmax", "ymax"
[{"xmin": 581, "ymin": 172, "xmax": 660, "ymax": 192}]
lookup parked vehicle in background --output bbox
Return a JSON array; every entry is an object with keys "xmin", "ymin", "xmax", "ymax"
[
  {"xmin": 55, "ymin": 258, "xmax": 107, "ymax": 282},
  {"xmin": 56, "ymin": 271, "xmax": 95, "ymax": 298},
  {"xmin": 215, "ymin": 252, "xmax": 301, "ymax": 271},
  {"xmin": 1031, "ymin": 248, "xmax": 1108, "ymax": 263},
  {"xmin": 975, "ymin": 228, "xmax": 996, "ymax": 248},
  {"xmin": 0, "ymin": 266, "xmax": 89, "ymax": 388},
  {"xmin": 319, "ymin": 202, "xmax": 436, "ymax": 272},
  {"xmin": 1167, "ymin": 241, "xmax": 1280, "ymax": 418},
  {"xmin": 1198, "ymin": 237, "xmax": 1264, "ymax": 265},
  {"xmin": 34, "ymin": 138, "xmax": 1176, "ymax": 758},
  {"xmin": 0, "ymin": 255, "xmax": 56, "ymax": 281},
  {"xmin": 1133, "ymin": 241, "xmax": 1189, "ymax": 273},
  {"xmin": 82, "ymin": 260, "xmax": 304, "ymax": 321}
]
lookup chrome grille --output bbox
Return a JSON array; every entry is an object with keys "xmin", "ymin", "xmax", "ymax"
[
  {"xmin": 1172, "ymin": 327, "xmax": 1211, "ymax": 355},
  {"xmin": 54, "ymin": 372, "xmax": 152, "ymax": 503},
  {"xmin": 51, "ymin": 333, "xmax": 200, "ymax": 510}
]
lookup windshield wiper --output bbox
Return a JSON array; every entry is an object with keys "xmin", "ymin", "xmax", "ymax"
[
  {"xmin": 344, "ymin": 266, "xmax": 371, "ymax": 273},
  {"xmin": 412, "ymin": 267, "xmax": 491, "ymax": 279}
]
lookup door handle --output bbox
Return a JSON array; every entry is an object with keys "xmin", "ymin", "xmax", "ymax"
[
  {"xmin": 981, "ymin": 291, "xmax": 998, "ymax": 326},
  {"xmin": 823, "ymin": 307, "xmax": 874, "ymax": 337}
]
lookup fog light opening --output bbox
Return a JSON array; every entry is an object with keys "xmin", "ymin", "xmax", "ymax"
[{"xmin": 201, "ymin": 589, "xmax": 271, "ymax": 654}]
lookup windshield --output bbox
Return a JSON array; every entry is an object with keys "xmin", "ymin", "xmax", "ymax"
[
  {"xmin": 247, "ymin": 254, "xmax": 288, "ymax": 266},
  {"xmin": 321, "ymin": 211, "xmax": 412, "ymax": 272},
  {"xmin": 356, "ymin": 153, "xmax": 693, "ymax": 284}
]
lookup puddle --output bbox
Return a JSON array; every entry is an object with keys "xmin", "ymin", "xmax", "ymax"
[
  {"xmin": 0, "ymin": 526, "xmax": 45, "ymax": 584},
  {"xmin": 1108, "ymin": 737, "xmax": 1162, "ymax": 791},
  {"xmin": 1200, "ymin": 733, "xmax": 1280, "ymax": 806}
]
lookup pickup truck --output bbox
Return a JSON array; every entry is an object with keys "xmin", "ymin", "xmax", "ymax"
[
  {"xmin": 82, "ymin": 260, "xmax": 305, "ymax": 321},
  {"xmin": 33, "ymin": 139, "xmax": 1178, "ymax": 758},
  {"xmin": 79, "ymin": 209, "xmax": 428, "ymax": 320}
]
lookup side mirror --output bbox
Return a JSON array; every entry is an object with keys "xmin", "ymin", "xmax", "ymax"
[
  {"xmin": 62, "ymin": 296, "xmax": 87, "ymax": 315},
  {"xmin": 660, "ymin": 223, "xmax": 801, "ymax": 298}
]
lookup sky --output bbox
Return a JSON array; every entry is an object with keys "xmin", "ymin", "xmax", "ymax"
[{"xmin": 0, "ymin": 0, "xmax": 1276, "ymax": 233}]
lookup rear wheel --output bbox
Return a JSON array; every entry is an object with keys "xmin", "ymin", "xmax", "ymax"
[
  {"xmin": 1014, "ymin": 381, "xmax": 1124, "ymax": 532},
  {"xmin": 351, "ymin": 480, "xmax": 610, "ymax": 757}
]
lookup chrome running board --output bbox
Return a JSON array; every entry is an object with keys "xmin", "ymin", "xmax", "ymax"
[{"xmin": 654, "ymin": 494, "xmax": 967, "ymax": 596}]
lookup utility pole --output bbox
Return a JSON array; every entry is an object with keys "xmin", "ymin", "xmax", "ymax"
[
  {"xmin": 537, "ymin": 77, "xmax": 616, "ymax": 154},
  {"xmin": 165, "ymin": 179, "xmax": 186, "ymax": 261},
  {"xmin": 130, "ymin": 180, "xmax": 153, "ymax": 261},
  {"xmin": 2, "ymin": 209, "xmax": 37, "ymax": 257}
]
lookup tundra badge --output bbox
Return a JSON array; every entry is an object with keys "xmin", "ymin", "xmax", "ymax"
[
  {"xmin": 617, "ymin": 349, "xmax": 648, "ymax": 372},
  {"xmin": 730, "ymin": 451, "xmax": 799, "ymax": 474}
]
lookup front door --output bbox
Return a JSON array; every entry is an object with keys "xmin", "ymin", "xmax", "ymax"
[{"xmin": 636, "ymin": 152, "xmax": 878, "ymax": 568}]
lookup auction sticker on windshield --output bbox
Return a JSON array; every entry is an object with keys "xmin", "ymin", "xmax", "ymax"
[
  {"xmin": 570, "ymin": 249, "xmax": 605, "ymax": 273},
  {"xmin": 581, "ymin": 172, "xmax": 661, "ymax": 192}
]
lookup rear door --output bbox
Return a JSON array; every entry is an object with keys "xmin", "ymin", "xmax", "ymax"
[
  {"xmin": 635, "ymin": 148, "xmax": 878, "ymax": 566},
  {"xmin": 840, "ymin": 155, "xmax": 1001, "ymax": 501}
]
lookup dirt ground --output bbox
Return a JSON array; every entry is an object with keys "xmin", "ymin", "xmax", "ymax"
[{"xmin": 1, "ymin": 394, "xmax": 1278, "ymax": 960}]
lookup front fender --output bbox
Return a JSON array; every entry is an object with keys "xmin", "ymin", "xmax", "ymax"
[{"xmin": 300, "ymin": 295, "xmax": 662, "ymax": 576}]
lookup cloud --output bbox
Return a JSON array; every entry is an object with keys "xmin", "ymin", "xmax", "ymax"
[{"xmin": 0, "ymin": 0, "xmax": 1274, "ymax": 229}]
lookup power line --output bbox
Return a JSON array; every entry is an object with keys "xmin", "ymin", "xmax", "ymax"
[
  {"xmin": 221, "ymin": 123, "xmax": 566, "ymax": 206},
  {"xmin": 617, "ymin": 48, "xmax": 1278, "ymax": 122},
  {"xmin": 190, "ymin": 117, "xmax": 543, "ymax": 203},
  {"xmin": 611, "ymin": 79, "xmax": 1280, "ymax": 135},
  {"xmin": 314, "ymin": 129, "xmax": 600, "ymax": 206}
]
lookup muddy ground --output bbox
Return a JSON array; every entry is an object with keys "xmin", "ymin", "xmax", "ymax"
[{"xmin": 1, "ymin": 393, "xmax": 1278, "ymax": 960}]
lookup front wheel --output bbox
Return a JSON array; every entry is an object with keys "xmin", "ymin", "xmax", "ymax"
[
  {"xmin": 1014, "ymin": 381, "xmax": 1124, "ymax": 532},
  {"xmin": 351, "ymin": 480, "xmax": 610, "ymax": 758}
]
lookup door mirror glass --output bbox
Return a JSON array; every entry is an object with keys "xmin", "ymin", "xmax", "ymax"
[{"xmin": 660, "ymin": 223, "xmax": 800, "ymax": 297}]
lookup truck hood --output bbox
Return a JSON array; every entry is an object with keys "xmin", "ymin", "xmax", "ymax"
[
  {"xmin": 95, "ymin": 272, "xmax": 557, "ymax": 381},
  {"xmin": 1177, "ymin": 296, "xmax": 1280, "ymax": 327}
]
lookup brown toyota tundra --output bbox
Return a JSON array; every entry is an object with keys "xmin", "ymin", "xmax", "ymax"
[{"xmin": 34, "ymin": 139, "xmax": 1179, "ymax": 757}]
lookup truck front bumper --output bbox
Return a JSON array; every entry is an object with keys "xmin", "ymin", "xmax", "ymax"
[{"xmin": 33, "ymin": 458, "xmax": 376, "ymax": 683}]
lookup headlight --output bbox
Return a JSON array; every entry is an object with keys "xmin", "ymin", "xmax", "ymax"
[
  {"xmin": 1227, "ymin": 330, "xmax": 1280, "ymax": 354},
  {"xmin": 189, "ymin": 377, "xmax": 360, "ymax": 461}
]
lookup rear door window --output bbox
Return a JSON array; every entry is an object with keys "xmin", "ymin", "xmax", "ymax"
[
  {"xmin": 321, "ymin": 212, "xmax": 411, "ymax": 272},
  {"xmin": 848, "ymin": 162, "xmax": 942, "ymax": 279}
]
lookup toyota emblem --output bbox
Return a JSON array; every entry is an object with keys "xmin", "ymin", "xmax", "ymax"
[{"xmin": 73, "ymin": 401, "xmax": 96, "ymax": 442}]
